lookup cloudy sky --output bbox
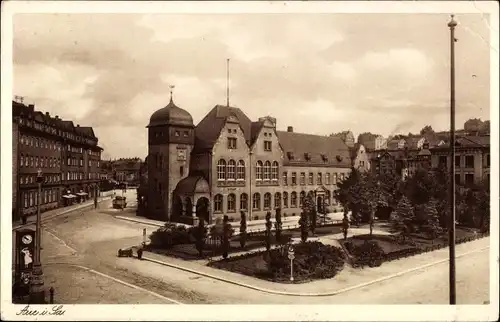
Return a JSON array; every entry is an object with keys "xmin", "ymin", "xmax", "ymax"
[{"xmin": 13, "ymin": 13, "xmax": 491, "ymax": 159}]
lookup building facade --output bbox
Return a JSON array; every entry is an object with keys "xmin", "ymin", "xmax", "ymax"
[
  {"xmin": 431, "ymin": 135, "xmax": 490, "ymax": 186},
  {"xmin": 349, "ymin": 143, "xmax": 371, "ymax": 173},
  {"xmin": 140, "ymin": 100, "xmax": 352, "ymax": 224},
  {"xmin": 12, "ymin": 100, "xmax": 102, "ymax": 220}
]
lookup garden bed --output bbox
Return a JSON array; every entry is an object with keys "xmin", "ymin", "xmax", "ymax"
[
  {"xmin": 207, "ymin": 241, "xmax": 346, "ymax": 283},
  {"xmin": 340, "ymin": 227, "xmax": 485, "ymax": 268}
]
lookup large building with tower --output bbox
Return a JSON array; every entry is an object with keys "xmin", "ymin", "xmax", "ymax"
[{"xmin": 138, "ymin": 96, "xmax": 353, "ymax": 225}]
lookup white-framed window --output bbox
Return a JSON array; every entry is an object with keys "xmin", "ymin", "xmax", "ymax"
[
  {"xmin": 237, "ymin": 160, "xmax": 245, "ymax": 180},
  {"xmin": 271, "ymin": 161, "xmax": 278, "ymax": 181},
  {"xmin": 227, "ymin": 194, "xmax": 236, "ymax": 212},
  {"xmin": 240, "ymin": 193, "xmax": 248, "ymax": 210},
  {"xmin": 214, "ymin": 194, "xmax": 223, "ymax": 212},
  {"xmin": 274, "ymin": 192, "xmax": 281, "ymax": 209},
  {"xmin": 252, "ymin": 193, "xmax": 261, "ymax": 210},
  {"xmin": 256, "ymin": 161, "xmax": 263, "ymax": 181},
  {"xmin": 264, "ymin": 193, "xmax": 272, "ymax": 210},
  {"xmin": 263, "ymin": 161, "xmax": 271, "ymax": 180},
  {"xmin": 290, "ymin": 192, "xmax": 297, "ymax": 208},
  {"xmin": 282, "ymin": 172, "xmax": 288, "ymax": 185},
  {"xmin": 283, "ymin": 192, "xmax": 288, "ymax": 208},
  {"xmin": 300, "ymin": 191, "xmax": 306, "ymax": 207},
  {"xmin": 317, "ymin": 173, "xmax": 322, "ymax": 185},
  {"xmin": 326, "ymin": 173, "xmax": 331, "ymax": 185},
  {"xmin": 217, "ymin": 159, "xmax": 226, "ymax": 181},
  {"xmin": 227, "ymin": 160, "xmax": 236, "ymax": 180}
]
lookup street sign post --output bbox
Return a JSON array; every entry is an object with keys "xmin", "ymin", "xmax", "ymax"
[{"xmin": 288, "ymin": 245, "xmax": 295, "ymax": 282}]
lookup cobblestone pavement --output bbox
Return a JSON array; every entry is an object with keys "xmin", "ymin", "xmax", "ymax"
[{"xmin": 32, "ymin": 191, "xmax": 491, "ymax": 304}]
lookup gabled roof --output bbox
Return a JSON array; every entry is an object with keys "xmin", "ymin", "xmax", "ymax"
[
  {"xmin": 194, "ymin": 105, "xmax": 253, "ymax": 153},
  {"xmin": 387, "ymin": 139, "xmax": 405, "ymax": 150},
  {"xmin": 405, "ymin": 136, "xmax": 424, "ymax": 149},
  {"xmin": 435, "ymin": 135, "xmax": 490, "ymax": 149},
  {"xmin": 276, "ymin": 131, "xmax": 351, "ymax": 167}
]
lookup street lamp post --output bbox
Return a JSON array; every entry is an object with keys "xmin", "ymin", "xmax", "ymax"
[
  {"xmin": 31, "ymin": 169, "xmax": 46, "ymax": 303},
  {"xmin": 448, "ymin": 14, "xmax": 458, "ymax": 305}
]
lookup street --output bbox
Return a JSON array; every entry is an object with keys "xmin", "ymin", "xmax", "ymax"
[{"xmin": 23, "ymin": 189, "xmax": 490, "ymax": 305}]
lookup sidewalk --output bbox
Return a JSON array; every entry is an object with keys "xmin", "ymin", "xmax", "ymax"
[
  {"xmin": 12, "ymin": 192, "xmax": 113, "ymax": 230},
  {"xmin": 139, "ymin": 236, "xmax": 489, "ymax": 296}
]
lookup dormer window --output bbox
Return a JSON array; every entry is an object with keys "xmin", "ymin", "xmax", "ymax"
[
  {"xmin": 304, "ymin": 153, "xmax": 311, "ymax": 161},
  {"xmin": 321, "ymin": 154, "xmax": 328, "ymax": 162},
  {"xmin": 287, "ymin": 152, "xmax": 294, "ymax": 160},
  {"xmin": 336, "ymin": 155, "xmax": 343, "ymax": 162}
]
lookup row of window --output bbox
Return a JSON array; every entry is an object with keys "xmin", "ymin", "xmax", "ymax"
[
  {"xmin": 283, "ymin": 171, "xmax": 346, "ymax": 186},
  {"xmin": 217, "ymin": 159, "xmax": 248, "ymax": 181},
  {"xmin": 213, "ymin": 191, "xmax": 336, "ymax": 213},
  {"xmin": 19, "ymin": 135, "xmax": 61, "ymax": 151},
  {"xmin": 19, "ymin": 118, "xmax": 97, "ymax": 146},
  {"xmin": 65, "ymin": 172, "xmax": 99, "ymax": 181},
  {"xmin": 20, "ymin": 174, "xmax": 61, "ymax": 185},
  {"xmin": 66, "ymin": 157, "xmax": 100, "ymax": 168},
  {"xmin": 438, "ymin": 155, "xmax": 490, "ymax": 168},
  {"xmin": 22, "ymin": 189, "xmax": 59, "ymax": 208},
  {"xmin": 20, "ymin": 155, "xmax": 61, "ymax": 168}
]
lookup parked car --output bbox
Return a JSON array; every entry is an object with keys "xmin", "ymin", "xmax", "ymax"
[{"xmin": 112, "ymin": 196, "xmax": 127, "ymax": 209}]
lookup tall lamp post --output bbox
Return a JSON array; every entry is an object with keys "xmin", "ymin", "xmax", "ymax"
[
  {"xmin": 448, "ymin": 14, "xmax": 458, "ymax": 305},
  {"xmin": 31, "ymin": 168, "xmax": 46, "ymax": 303}
]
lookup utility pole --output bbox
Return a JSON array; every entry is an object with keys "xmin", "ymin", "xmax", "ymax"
[
  {"xmin": 31, "ymin": 169, "xmax": 46, "ymax": 303},
  {"xmin": 447, "ymin": 14, "xmax": 458, "ymax": 305}
]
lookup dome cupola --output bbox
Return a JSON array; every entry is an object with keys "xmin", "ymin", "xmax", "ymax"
[{"xmin": 148, "ymin": 94, "xmax": 193, "ymax": 128}]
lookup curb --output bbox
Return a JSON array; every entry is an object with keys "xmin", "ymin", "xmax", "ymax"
[
  {"xmin": 12, "ymin": 197, "xmax": 112, "ymax": 231},
  {"xmin": 115, "ymin": 216, "xmax": 165, "ymax": 227},
  {"xmin": 140, "ymin": 244, "xmax": 489, "ymax": 297}
]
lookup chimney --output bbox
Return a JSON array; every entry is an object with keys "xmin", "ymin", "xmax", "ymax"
[
  {"xmin": 287, "ymin": 126, "xmax": 293, "ymax": 133},
  {"xmin": 423, "ymin": 142, "xmax": 430, "ymax": 149},
  {"xmin": 55, "ymin": 115, "xmax": 59, "ymax": 119},
  {"xmin": 28, "ymin": 104, "xmax": 35, "ymax": 111},
  {"xmin": 77, "ymin": 124, "xmax": 80, "ymax": 127},
  {"xmin": 45, "ymin": 112, "xmax": 50, "ymax": 116}
]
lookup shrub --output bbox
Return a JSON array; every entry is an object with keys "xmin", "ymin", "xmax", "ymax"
[
  {"xmin": 345, "ymin": 240, "xmax": 385, "ymax": 267},
  {"xmin": 299, "ymin": 211, "xmax": 309, "ymax": 242},
  {"xmin": 149, "ymin": 223, "xmax": 195, "ymax": 249},
  {"xmin": 275, "ymin": 208, "xmax": 283, "ymax": 243},
  {"xmin": 265, "ymin": 242, "xmax": 345, "ymax": 281}
]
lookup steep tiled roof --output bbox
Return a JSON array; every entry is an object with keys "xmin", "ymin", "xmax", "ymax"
[
  {"xmin": 435, "ymin": 135, "xmax": 490, "ymax": 149},
  {"xmin": 194, "ymin": 105, "xmax": 253, "ymax": 152},
  {"xmin": 276, "ymin": 131, "xmax": 351, "ymax": 168},
  {"xmin": 75, "ymin": 126, "xmax": 95, "ymax": 138}
]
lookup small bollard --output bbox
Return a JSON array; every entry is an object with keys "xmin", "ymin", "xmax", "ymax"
[{"xmin": 49, "ymin": 287, "xmax": 54, "ymax": 304}]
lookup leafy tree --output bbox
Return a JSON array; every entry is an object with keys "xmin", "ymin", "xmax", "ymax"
[
  {"xmin": 423, "ymin": 198, "xmax": 442, "ymax": 240},
  {"xmin": 299, "ymin": 211, "xmax": 309, "ymax": 242},
  {"xmin": 392, "ymin": 196, "xmax": 415, "ymax": 241},
  {"xmin": 222, "ymin": 215, "xmax": 231, "ymax": 259},
  {"xmin": 274, "ymin": 208, "xmax": 283, "ymax": 243},
  {"xmin": 420, "ymin": 125, "xmax": 435, "ymax": 136},
  {"xmin": 265, "ymin": 212, "xmax": 272, "ymax": 251},
  {"xmin": 239, "ymin": 211, "xmax": 247, "ymax": 248}
]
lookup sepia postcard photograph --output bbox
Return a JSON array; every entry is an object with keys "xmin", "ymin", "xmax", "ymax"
[{"xmin": 1, "ymin": 1, "xmax": 499, "ymax": 321}]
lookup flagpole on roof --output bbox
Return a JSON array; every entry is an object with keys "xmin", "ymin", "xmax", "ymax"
[{"xmin": 226, "ymin": 58, "xmax": 230, "ymax": 107}]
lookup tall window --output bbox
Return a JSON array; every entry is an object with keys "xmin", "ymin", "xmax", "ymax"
[
  {"xmin": 283, "ymin": 192, "xmax": 288, "ymax": 208},
  {"xmin": 455, "ymin": 174, "xmax": 461, "ymax": 185},
  {"xmin": 326, "ymin": 173, "xmax": 331, "ymax": 185},
  {"xmin": 217, "ymin": 159, "xmax": 226, "ymax": 181},
  {"xmin": 465, "ymin": 155, "xmax": 474, "ymax": 168},
  {"xmin": 291, "ymin": 172, "xmax": 297, "ymax": 185},
  {"xmin": 240, "ymin": 193, "xmax": 248, "ymax": 210},
  {"xmin": 271, "ymin": 161, "xmax": 278, "ymax": 181},
  {"xmin": 439, "ymin": 156, "xmax": 447, "ymax": 167},
  {"xmin": 300, "ymin": 191, "xmax": 305, "ymax": 207},
  {"xmin": 264, "ymin": 193, "xmax": 272, "ymax": 210},
  {"xmin": 237, "ymin": 160, "xmax": 245, "ymax": 180},
  {"xmin": 253, "ymin": 193, "xmax": 261, "ymax": 210},
  {"xmin": 274, "ymin": 192, "xmax": 281, "ymax": 209},
  {"xmin": 465, "ymin": 173, "xmax": 474, "ymax": 186},
  {"xmin": 263, "ymin": 161, "xmax": 271, "ymax": 180},
  {"xmin": 256, "ymin": 161, "xmax": 263, "ymax": 181},
  {"xmin": 333, "ymin": 173, "xmax": 338, "ymax": 185},
  {"xmin": 325, "ymin": 190, "xmax": 331, "ymax": 205},
  {"xmin": 300, "ymin": 172, "xmax": 306, "ymax": 185},
  {"xmin": 264, "ymin": 141, "xmax": 272, "ymax": 151},
  {"xmin": 228, "ymin": 137, "xmax": 237, "ymax": 149},
  {"xmin": 291, "ymin": 192, "xmax": 297, "ymax": 208},
  {"xmin": 227, "ymin": 160, "xmax": 236, "ymax": 180},
  {"xmin": 455, "ymin": 156, "xmax": 461, "ymax": 167},
  {"xmin": 227, "ymin": 194, "xmax": 236, "ymax": 212},
  {"xmin": 214, "ymin": 194, "xmax": 223, "ymax": 212},
  {"xmin": 308, "ymin": 173, "xmax": 314, "ymax": 185},
  {"xmin": 282, "ymin": 172, "xmax": 288, "ymax": 185},
  {"xmin": 317, "ymin": 173, "xmax": 322, "ymax": 185}
]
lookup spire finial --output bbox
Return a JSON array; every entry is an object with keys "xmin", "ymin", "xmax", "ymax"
[
  {"xmin": 448, "ymin": 14, "xmax": 458, "ymax": 28},
  {"xmin": 226, "ymin": 58, "xmax": 230, "ymax": 107},
  {"xmin": 169, "ymin": 85, "xmax": 175, "ymax": 104}
]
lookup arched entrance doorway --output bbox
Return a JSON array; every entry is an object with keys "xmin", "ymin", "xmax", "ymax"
[
  {"xmin": 196, "ymin": 197, "xmax": 210, "ymax": 224},
  {"xmin": 171, "ymin": 195, "xmax": 183, "ymax": 221}
]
